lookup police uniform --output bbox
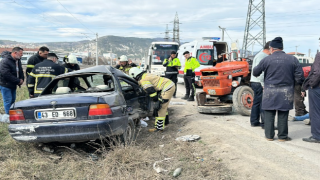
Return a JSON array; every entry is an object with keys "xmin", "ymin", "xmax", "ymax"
[
  {"xmin": 183, "ymin": 57, "xmax": 200, "ymax": 99},
  {"xmin": 163, "ymin": 57, "xmax": 181, "ymax": 97},
  {"xmin": 28, "ymin": 60, "xmax": 68, "ymax": 97},
  {"xmin": 138, "ymin": 73, "xmax": 175, "ymax": 131}
]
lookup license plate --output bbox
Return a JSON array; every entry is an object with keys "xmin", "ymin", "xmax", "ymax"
[{"xmin": 35, "ymin": 108, "xmax": 76, "ymax": 120}]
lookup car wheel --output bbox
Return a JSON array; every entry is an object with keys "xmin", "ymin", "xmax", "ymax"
[
  {"xmin": 120, "ymin": 118, "xmax": 135, "ymax": 146},
  {"xmin": 232, "ymin": 85, "xmax": 254, "ymax": 116}
]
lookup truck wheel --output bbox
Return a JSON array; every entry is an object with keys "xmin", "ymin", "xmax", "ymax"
[
  {"xmin": 232, "ymin": 85, "xmax": 254, "ymax": 116},
  {"xmin": 120, "ymin": 118, "xmax": 135, "ymax": 146}
]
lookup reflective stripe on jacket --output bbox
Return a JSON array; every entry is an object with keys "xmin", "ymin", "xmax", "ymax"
[
  {"xmin": 28, "ymin": 60, "xmax": 68, "ymax": 96},
  {"xmin": 139, "ymin": 73, "xmax": 174, "ymax": 97}
]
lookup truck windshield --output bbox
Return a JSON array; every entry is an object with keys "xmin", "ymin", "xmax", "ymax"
[
  {"xmin": 196, "ymin": 48, "xmax": 217, "ymax": 65},
  {"xmin": 151, "ymin": 44, "xmax": 179, "ymax": 65}
]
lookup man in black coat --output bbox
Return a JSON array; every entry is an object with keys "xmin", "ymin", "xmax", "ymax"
[
  {"xmin": 0, "ymin": 47, "xmax": 24, "ymax": 122},
  {"xmin": 253, "ymin": 37, "xmax": 303, "ymax": 142}
]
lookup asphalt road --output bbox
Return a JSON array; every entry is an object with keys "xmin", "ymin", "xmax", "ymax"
[{"xmin": 173, "ymin": 83, "xmax": 320, "ymax": 179}]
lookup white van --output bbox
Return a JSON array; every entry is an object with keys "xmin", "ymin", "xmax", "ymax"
[
  {"xmin": 21, "ymin": 55, "xmax": 31, "ymax": 65},
  {"xmin": 177, "ymin": 38, "xmax": 229, "ymax": 86}
]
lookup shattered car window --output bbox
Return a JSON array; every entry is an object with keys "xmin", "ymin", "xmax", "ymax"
[{"xmin": 42, "ymin": 73, "xmax": 115, "ymax": 95}]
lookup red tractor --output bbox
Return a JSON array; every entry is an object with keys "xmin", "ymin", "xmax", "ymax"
[{"xmin": 196, "ymin": 58, "xmax": 254, "ymax": 116}]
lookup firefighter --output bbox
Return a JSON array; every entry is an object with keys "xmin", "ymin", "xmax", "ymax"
[
  {"xmin": 28, "ymin": 53, "xmax": 68, "ymax": 98},
  {"xmin": 163, "ymin": 51, "xmax": 181, "ymax": 98},
  {"xmin": 26, "ymin": 46, "xmax": 49, "ymax": 87},
  {"xmin": 63, "ymin": 54, "xmax": 80, "ymax": 71},
  {"xmin": 129, "ymin": 67, "xmax": 175, "ymax": 132},
  {"xmin": 116, "ymin": 55, "xmax": 136, "ymax": 74},
  {"xmin": 181, "ymin": 51, "xmax": 200, "ymax": 101}
]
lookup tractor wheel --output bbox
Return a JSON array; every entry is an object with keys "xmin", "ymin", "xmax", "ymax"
[{"xmin": 232, "ymin": 85, "xmax": 254, "ymax": 116}]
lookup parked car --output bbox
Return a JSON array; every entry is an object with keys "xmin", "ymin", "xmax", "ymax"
[
  {"xmin": 8, "ymin": 65, "xmax": 152, "ymax": 144},
  {"xmin": 21, "ymin": 55, "xmax": 31, "ymax": 65}
]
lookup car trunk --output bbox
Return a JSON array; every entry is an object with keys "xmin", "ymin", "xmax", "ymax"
[{"xmin": 12, "ymin": 93, "xmax": 112, "ymax": 123}]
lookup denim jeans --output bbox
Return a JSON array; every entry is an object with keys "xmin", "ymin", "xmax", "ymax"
[
  {"xmin": 250, "ymin": 82, "xmax": 265, "ymax": 126},
  {"xmin": 0, "ymin": 85, "xmax": 16, "ymax": 114},
  {"xmin": 294, "ymin": 113, "xmax": 309, "ymax": 121}
]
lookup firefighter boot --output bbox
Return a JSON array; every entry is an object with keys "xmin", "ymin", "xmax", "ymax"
[
  {"xmin": 181, "ymin": 94, "xmax": 189, "ymax": 100},
  {"xmin": 165, "ymin": 114, "xmax": 169, "ymax": 125},
  {"xmin": 187, "ymin": 95, "xmax": 195, "ymax": 101}
]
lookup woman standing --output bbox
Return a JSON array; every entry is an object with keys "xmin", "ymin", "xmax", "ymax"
[{"xmin": 302, "ymin": 52, "xmax": 320, "ymax": 143}]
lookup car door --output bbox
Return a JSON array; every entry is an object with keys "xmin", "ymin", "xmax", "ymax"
[{"xmin": 118, "ymin": 77, "xmax": 150, "ymax": 113}]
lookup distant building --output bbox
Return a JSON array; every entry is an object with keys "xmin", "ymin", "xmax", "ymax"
[
  {"xmin": 0, "ymin": 48, "xmax": 38, "ymax": 56},
  {"xmin": 103, "ymin": 53, "xmax": 117, "ymax": 59},
  {"xmin": 287, "ymin": 52, "xmax": 314, "ymax": 64}
]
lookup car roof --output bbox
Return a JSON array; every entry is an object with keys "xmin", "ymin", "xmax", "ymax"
[{"xmin": 56, "ymin": 65, "xmax": 136, "ymax": 81}]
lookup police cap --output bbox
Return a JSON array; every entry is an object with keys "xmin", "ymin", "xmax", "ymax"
[{"xmin": 183, "ymin": 51, "xmax": 190, "ymax": 55}]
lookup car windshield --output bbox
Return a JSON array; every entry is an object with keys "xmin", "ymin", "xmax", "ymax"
[{"xmin": 41, "ymin": 73, "xmax": 115, "ymax": 95}]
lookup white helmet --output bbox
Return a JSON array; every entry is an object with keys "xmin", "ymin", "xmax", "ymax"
[
  {"xmin": 119, "ymin": 55, "xmax": 128, "ymax": 62},
  {"xmin": 67, "ymin": 54, "xmax": 78, "ymax": 64},
  {"xmin": 129, "ymin": 67, "xmax": 143, "ymax": 79}
]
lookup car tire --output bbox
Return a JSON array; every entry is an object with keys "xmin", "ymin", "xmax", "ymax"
[
  {"xmin": 232, "ymin": 85, "xmax": 254, "ymax": 116},
  {"xmin": 120, "ymin": 118, "xmax": 135, "ymax": 146}
]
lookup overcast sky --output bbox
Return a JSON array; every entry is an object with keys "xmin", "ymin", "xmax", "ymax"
[{"xmin": 0, "ymin": 0, "xmax": 319, "ymax": 56}]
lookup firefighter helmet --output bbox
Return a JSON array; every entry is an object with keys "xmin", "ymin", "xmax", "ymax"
[
  {"xmin": 67, "ymin": 54, "xmax": 78, "ymax": 64},
  {"xmin": 129, "ymin": 67, "xmax": 143, "ymax": 79},
  {"xmin": 119, "ymin": 55, "xmax": 128, "ymax": 62}
]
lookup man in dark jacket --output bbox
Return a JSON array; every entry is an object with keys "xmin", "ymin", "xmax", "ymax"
[
  {"xmin": 28, "ymin": 53, "xmax": 67, "ymax": 98},
  {"xmin": 253, "ymin": 37, "xmax": 303, "ymax": 142},
  {"xmin": 26, "ymin": 46, "xmax": 49, "ymax": 85},
  {"xmin": 0, "ymin": 47, "xmax": 24, "ymax": 122}
]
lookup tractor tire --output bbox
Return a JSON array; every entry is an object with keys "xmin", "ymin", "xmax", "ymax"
[{"xmin": 232, "ymin": 85, "xmax": 254, "ymax": 116}]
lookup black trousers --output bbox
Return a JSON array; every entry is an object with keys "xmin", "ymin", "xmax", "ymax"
[
  {"xmin": 183, "ymin": 74, "xmax": 195, "ymax": 97},
  {"xmin": 250, "ymin": 82, "xmax": 265, "ymax": 126},
  {"xmin": 264, "ymin": 110, "xmax": 289, "ymax": 139},
  {"xmin": 294, "ymin": 84, "xmax": 308, "ymax": 116},
  {"xmin": 165, "ymin": 73, "xmax": 177, "ymax": 96}
]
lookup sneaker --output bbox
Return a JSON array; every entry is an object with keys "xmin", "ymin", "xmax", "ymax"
[
  {"xmin": 278, "ymin": 137, "xmax": 292, "ymax": 142},
  {"xmin": 266, "ymin": 138, "xmax": 273, "ymax": 141},
  {"xmin": 302, "ymin": 136, "xmax": 320, "ymax": 143},
  {"xmin": 187, "ymin": 96, "xmax": 195, "ymax": 101},
  {"xmin": 181, "ymin": 95, "xmax": 189, "ymax": 100},
  {"xmin": 0, "ymin": 114, "xmax": 10, "ymax": 124},
  {"xmin": 304, "ymin": 119, "xmax": 311, "ymax": 125}
]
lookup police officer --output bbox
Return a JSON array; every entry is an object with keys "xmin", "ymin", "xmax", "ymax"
[
  {"xmin": 163, "ymin": 51, "xmax": 181, "ymax": 98},
  {"xmin": 26, "ymin": 46, "xmax": 49, "ymax": 83},
  {"xmin": 115, "ymin": 55, "xmax": 136, "ymax": 74},
  {"xmin": 181, "ymin": 51, "xmax": 200, "ymax": 101},
  {"xmin": 129, "ymin": 67, "xmax": 175, "ymax": 132},
  {"xmin": 28, "ymin": 53, "xmax": 68, "ymax": 98}
]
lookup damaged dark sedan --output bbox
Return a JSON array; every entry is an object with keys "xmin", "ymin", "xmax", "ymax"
[{"xmin": 8, "ymin": 65, "xmax": 152, "ymax": 143}]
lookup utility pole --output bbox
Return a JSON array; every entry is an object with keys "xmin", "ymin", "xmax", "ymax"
[
  {"xmin": 242, "ymin": 0, "xmax": 266, "ymax": 57},
  {"xmin": 218, "ymin": 26, "xmax": 226, "ymax": 41},
  {"xmin": 295, "ymin": 45, "xmax": 299, "ymax": 55},
  {"xmin": 96, "ymin": 33, "xmax": 98, "ymax": 66},
  {"xmin": 252, "ymin": 42, "xmax": 255, "ymax": 55},
  {"xmin": 172, "ymin": 12, "xmax": 180, "ymax": 44}
]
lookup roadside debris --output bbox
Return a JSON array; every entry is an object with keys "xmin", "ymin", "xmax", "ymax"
[
  {"xmin": 0, "ymin": 114, "xmax": 9, "ymax": 124},
  {"xmin": 159, "ymin": 144, "xmax": 164, "ymax": 148},
  {"xmin": 153, "ymin": 157, "xmax": 172, "ymax": 173},
  {"xmin": 173, "ymin": 168, "xmax": 182, "ymax": 177},
  {"xmin": 88, "ymin": 154, "xmax": 99, "ymax": 161},
  {"xmin": 140, "ymin": 120, "xmax": 148, "ymax": 127},
  {"xmin": 42, "ymin": 146, "xmax": 54, "ymax": 153},
  {"xmin": 170, "ymin": 102, "xmax": 186, "ymax": 105},
  {"xmin": 141, "ymin": 117, "xmax": 150, "ymax": 121},
  {"xmin": 175, "ymin": 135, "xmax": 201, "ymax": 142}
]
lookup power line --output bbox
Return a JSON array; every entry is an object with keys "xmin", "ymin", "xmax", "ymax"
[{"xmin": 56, "ymin": 0, "xmax": 95, "ymax": 34}]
